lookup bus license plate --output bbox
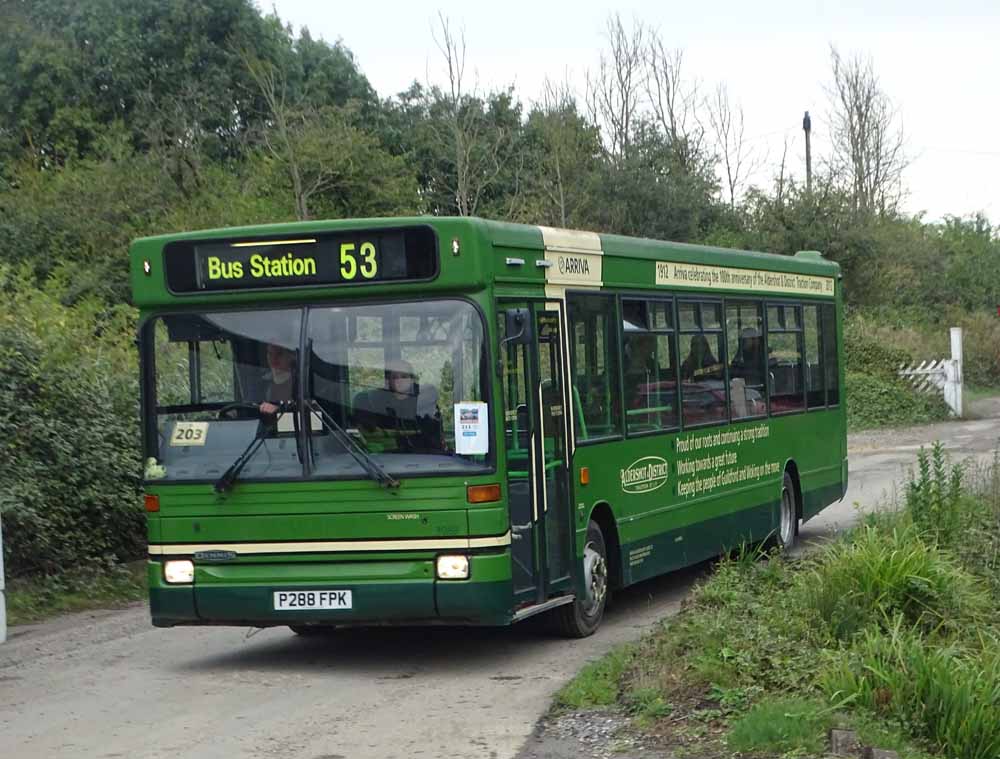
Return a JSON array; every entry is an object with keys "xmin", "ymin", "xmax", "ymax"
[{"xmin": 273, "ymin": 590, "xmax": 352, "ymax": 611}]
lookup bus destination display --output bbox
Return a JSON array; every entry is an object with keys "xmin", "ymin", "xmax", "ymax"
[{"xmin": 164, "ymin": 226, "xmax": 437, "ymax": 292}]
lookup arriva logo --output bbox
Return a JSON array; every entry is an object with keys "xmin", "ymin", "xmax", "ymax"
[{"xmin": 620, "ymin": 456, "xmax": 670, "ymax": 494}]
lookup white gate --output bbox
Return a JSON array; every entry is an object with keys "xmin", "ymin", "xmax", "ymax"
[{"xmin": 897, "ymin": 327, "xmax": 963, "ymax": 417}]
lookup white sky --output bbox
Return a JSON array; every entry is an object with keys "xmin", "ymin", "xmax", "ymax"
[{"xmin": 264, "ymin": 0, "xmax": 1000, "ymax": 222}]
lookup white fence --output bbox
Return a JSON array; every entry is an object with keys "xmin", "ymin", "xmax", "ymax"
[{"xmin": 897, "ymin": 327, "xmax": 964, "ymax": 417}]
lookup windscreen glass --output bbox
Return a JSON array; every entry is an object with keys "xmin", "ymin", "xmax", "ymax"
[
  {"xmin": 143, "ymin": 300, "xmax": 490, "ymax": 483},
  {"xmin": 307, "ymin": 299, "xmax": 490, "ymax": 477},
  {"xmin": 147, "ymin": 309, "xmax": 303, "ymax": 482}
]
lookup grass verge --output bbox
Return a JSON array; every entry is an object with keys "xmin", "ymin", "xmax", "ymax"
[
  {"xmin": 6, "ymin": 561, "xmax": 147, "ymax": 626},
  {"xmin": 556, "ymin": 443, "xmax": 1000, "ymax": 759}
]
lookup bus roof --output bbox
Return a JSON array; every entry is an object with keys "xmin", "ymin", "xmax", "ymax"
[{"xmin": 130, "ymin": 216, "xmax": 839, "ymax": 308}]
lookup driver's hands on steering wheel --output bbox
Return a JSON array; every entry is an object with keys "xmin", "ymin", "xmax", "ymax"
[{"xmin": 259, "ymin": 401, "xmax": 280, "ymax": 415}]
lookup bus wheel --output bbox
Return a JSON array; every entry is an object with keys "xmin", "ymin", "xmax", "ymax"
[
  {"xmin": 778, "ymin": 471, "xmax": 798, "ymax": 551},
  {"xmin": 554, "ymin": 520, "xmax": 608, "ymax": 638}
]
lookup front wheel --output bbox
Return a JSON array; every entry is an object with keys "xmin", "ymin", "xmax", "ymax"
[
  {"xmin": 553, "ymin": 520, "xmax": 609, "ymax": 638},
  {"xmin": 777, "ymin": 471, "xmax": 798, "ymax": 551}
]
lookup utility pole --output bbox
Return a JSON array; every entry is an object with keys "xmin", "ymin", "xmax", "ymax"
[{"xmin": 803, "ymin": 111, "xmax": 812, "ymax": 194}]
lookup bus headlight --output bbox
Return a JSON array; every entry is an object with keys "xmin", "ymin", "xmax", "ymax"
[
  {"xmin": 436, "ymin": 555, "xmax": 470, "ymax": 580},
  {"xmin": 164, "ymin": 560, "xmax": 195, "ymax": 584}
]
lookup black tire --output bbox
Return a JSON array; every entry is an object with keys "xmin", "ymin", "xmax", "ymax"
[
  {"xmin": 777, "ymin": 471, "xmax": 798, "ymax": 551},
  {"xmin": 553, "ymin": 520, "xmax": 609, "ymax": 638}
]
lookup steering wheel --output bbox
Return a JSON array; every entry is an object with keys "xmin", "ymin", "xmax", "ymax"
[{"xmin": 217, "ymin": 402, "xmax": 262, "ymax": 420}]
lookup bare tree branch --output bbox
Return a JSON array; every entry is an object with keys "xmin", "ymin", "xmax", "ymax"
[
  {"xmin": 826, "ymin": 46, "xmax": 907, "ymax": 215},
  {"xmin": 585, "ymin": 13, "xmax": 646, "ymax": 165},
  {"xmin": 426, "ymin": 13, "xmax": 515, "ymax": 216},
  {"xmin": 707, "ymin": 84, "xmax": 761, "ymax": 207},
  {"xmin": 644, "ymin": 38, "xmax": 706, "ymax": 173}
]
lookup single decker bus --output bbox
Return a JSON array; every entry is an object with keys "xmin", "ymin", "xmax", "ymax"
[{"xmin": 132, "ymin": 217, "xmax": 846, "ymax": 637}]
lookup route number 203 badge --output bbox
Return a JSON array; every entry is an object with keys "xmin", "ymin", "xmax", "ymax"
[{"xmin": 170, "ymin": 421, "xmax": 209, "ymax": 446}]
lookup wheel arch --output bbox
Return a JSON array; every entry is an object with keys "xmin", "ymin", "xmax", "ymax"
[
  {"xmin": 783, "ymin": 458, "xmax": 803, "ymax": 523},
  {"xmin": 588, "ymin": 501, "xmax": 623, "ymax": 590}
]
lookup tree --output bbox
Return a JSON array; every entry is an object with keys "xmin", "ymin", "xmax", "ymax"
[
  {"xmin": 586, "ymin": 13, "xmax": 646, "ymax": 165},
  {"xmin": 707, "ymin": 84, "xmax": 761, "ymax": 208},
  {"xmin": 0, "ymin": 0, "xmax": 287, "ymax": 164},
  {"xmin": 247, "ymin": 55, "xmax": 417, "ymax": 221},
  {"xmin": 520, "ymin": 80, "xmax": 602, "ymax": 227},
  {"xmin": 826, "ymin": 46, "xmax": 907, "ymax": 216},
  {"xmin": 644, "ymin": 38, "xmax": 709, "ymax": 177},
  {"xmin": 418, "ymin": 13, "xmax": 522, "ymax": 217}
]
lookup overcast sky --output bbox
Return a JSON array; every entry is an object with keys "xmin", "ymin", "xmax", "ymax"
[{"xmin": 264, "ymin": 0, "xmax": 999, "ymax": 222}]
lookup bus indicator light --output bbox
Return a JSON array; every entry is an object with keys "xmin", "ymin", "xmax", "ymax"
[
  {"xmin": 467, "ymin": 484, "xmax": 501, "ymax": 503},
  {"xmin": 580, "ymin": 467, "xmax": 590, "ymax": 485},
  {"xmin": 144, "ymin": 494, "xmax": 160, "ymax": 512}
]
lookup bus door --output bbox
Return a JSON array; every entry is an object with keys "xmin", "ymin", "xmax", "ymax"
[{"xmin": 499, "ymin": 301, "xmax": 574, "ymax": 607}]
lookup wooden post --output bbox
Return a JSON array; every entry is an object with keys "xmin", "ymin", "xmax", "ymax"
[{"xmin": 945, "ymin": 327, "xmax": 963, "ymax": 417}]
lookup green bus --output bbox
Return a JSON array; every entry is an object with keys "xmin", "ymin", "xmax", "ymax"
[{"xmin": 132, "ymin": 217, "xmax": 845, "ymax": 637}]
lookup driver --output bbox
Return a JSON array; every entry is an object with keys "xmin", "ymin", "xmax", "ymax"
[{"xmin": 259, "ymin": 343, "xmax": 296, "ymax": 416}]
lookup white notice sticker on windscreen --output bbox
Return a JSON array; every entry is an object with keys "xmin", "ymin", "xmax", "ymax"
[
  {"xmin": 170, "ymin": 421, "xmax": 209, "ymax": 446},
  {"xmin": 454, "ymin": 402, "xmax": 488, "ymax": 455}
]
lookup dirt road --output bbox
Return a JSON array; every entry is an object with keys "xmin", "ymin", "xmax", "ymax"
[{"xmin": 2, "ymin": 414, "xmax": 996, "ymax": 759}]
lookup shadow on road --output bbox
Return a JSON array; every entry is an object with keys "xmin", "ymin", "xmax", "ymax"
[{"xmin": 168, "ymin": 563, "xmax": 712, "ymax": 676}]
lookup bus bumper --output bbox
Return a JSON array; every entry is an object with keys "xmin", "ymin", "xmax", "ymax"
[{"xmin": 147, "ymin": 552, "xmax": 511, "ymax": 628}]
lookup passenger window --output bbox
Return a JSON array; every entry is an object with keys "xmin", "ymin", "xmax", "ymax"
[
  {"xmin": 680, "ymin": 301, "xmax": 727, "ymax": 426},
  {"xmin": 767, "ymin": 303, "xmax": 805, "ymax": 413},
  {"xmin": 622, "ymin": 298, "xmax": 678, "ymax": 434},
  {"xmin": 568, "ymin": 294, "xmax": 623, "ymax": 441},
  {"xmin": 822, "ymin": 304, "xmax": 840, "ymax": 406},
  {"xmin": 804, "ymin": 305, "xmax": 825, "ymax": 408},
  {"xmin": 726, "ymin": 302, "xmax": 766, "ymax": 419}
]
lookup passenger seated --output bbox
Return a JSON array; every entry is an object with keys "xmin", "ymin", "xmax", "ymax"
[
  {"xmin": 352, "ymin": 359, "xmax": 443, "ymax": 452},
  {"xmin": 681, "ymin": 334, "xmax": 722, "ymax": 382}
]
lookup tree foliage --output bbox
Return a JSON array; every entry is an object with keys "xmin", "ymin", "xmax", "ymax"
[{"xmin": 1, "ymin": 2, "xmax": 999, "ymax": 576}]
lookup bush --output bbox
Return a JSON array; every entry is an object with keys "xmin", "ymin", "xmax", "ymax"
[
  {"xmin": 846, "ymin": 370, "xmax": 951, "ymax": 430},
  {"xmin": 821, "ymin": 622, "xmax": 1000, "ymax": 759},
  {"xmin": 799, "ymin": 524, "xmax": 989, "ymax": 641},
  {"xmin": 0, "ymin": 268, "xmax": 144, "ymax": 577},
  {"xmin": 844, "ymin": 313, "xmax": 952, "ymax": 429}
]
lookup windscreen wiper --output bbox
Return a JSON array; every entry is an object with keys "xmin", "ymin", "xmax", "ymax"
[
  {"xmin": 214, "ymin": 420, "xmax": 266, "ymax": 494},
  {"xmin": 307, "ymin": 399, "xmax": 400, "ymax": 489}
]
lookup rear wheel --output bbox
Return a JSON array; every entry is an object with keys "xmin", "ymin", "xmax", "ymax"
[
  {"xmin": 777, "ymin": 471, "xmax": 798, "ymax": 550},
  {"xmin": 553, "ymin": 520, "xmax": 609, "ymax": 638}
]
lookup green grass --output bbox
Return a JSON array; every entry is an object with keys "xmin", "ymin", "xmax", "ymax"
[
  {"xmin": 963, "ymin": 384, "xmax": 1000, "ymax": 404},
  {"xmin": 726, "ymin": 696, "xmax": 832, "ymax": 754},
  {"xmin": 6, "ymin": 561, "xmax": 147, "ymax": 626},
  {"xmin": 556, "ymin": 443, "xmax": 1000, "ymax": 759},
  {"xmin": 554, "ymin": 645, "xmax": 634, "ymax": 709}
]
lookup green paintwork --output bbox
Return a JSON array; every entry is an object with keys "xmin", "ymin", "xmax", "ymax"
[
  {"xmin": 149, "ymin": 553, "xmax": 511, "ymax": 627},
  {"xmin": 134, "ymin": 216, "xmax": 845, "ymax": 629}
]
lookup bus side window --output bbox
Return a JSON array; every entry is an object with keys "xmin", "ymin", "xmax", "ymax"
[
  {"xmin": 822, "ymin": 304, "xmax": 840, "ymax": 406},
  {"xmin": 767, "ymin": 304, "xmax": 805, "ymax": 414},
  {"xmin": 567, "ymin": 293, "xmax": 622, "ymax": 441},
  {"xmin": 804, "ymin": 304, "xmax": 825, "ymax": 408},
  {"xmin": 726, "ymin": 301, "xmax": 766, "ymax": 419},
  {"xmin": 622, "ymin": 298, "xmax": 678, "ymax": 434},
  {"xmin": 679, "ymin": 302, "xmax": 727, "ymax": 427}
]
